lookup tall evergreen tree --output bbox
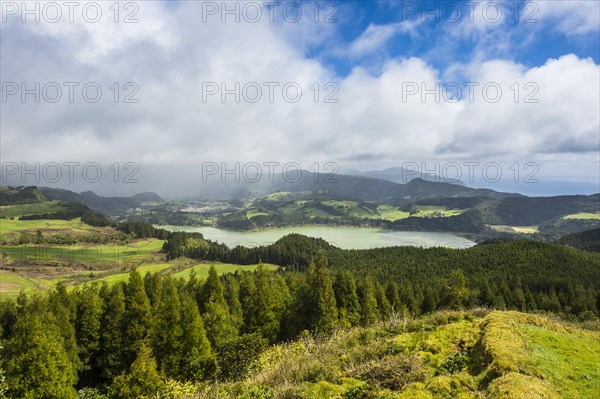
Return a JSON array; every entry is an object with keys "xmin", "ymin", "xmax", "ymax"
[
  {"xmin": 124, "ymin": 269, "xmax": 152, "ymax": 365},
  {"xmin": 445, "ymin": 268, "xmax": 470, "ymax": 310},
  {"xmin": 307, "ymin": 251, "xmax": 338, "ymax": 332},
  {"xmin": 422, "ymin": 287, "xmax": 437, "ymax": 313},
  {"xmin": 385, "ymin": 281, "xmax": 403, "ymax": 315},
  {"xmin": 200, "ymin": 266, "xmax": 237, "ymax": 348},
  {"xmin": 4, "ymin": 297, "xmax": 77, "ymax": 399},
  {"xmin": 179, "ymin": 293, "xmax": 214, "ymax": 381},
  {"xmin": 151, "ymin": 278, "xmax": 183, "ymax": 378},
  {"xmin": 109, "ymin": 342, "xmax": 163, "ymax": 399},
  {"xmin": 244, "ymin": 264, "xmax": 279, "ymax": 342},
  {"xmin": 223, "ymin": 274, "xmax": 243, "ymax": 331},
  {"xmin": 47, "ymin": 283, "xmax": 80, "ymax": 373},
  {"xmin": 334, "ymin": 270, "xmax": 361, "ymax": 328},
  {"xmin": 360, "ymin": 275, "xmax": 379, "ymax": 326},
  {"xmin": 376, "ymin": 284, "xmax": 392, "ymax": 321},
  {"xmin": 98, "ymin": 284, "xmax": 126, "ymax": 381},
  {"xmin": 75, "ymin": 285, "xmax": 103, "ymax": 386}
]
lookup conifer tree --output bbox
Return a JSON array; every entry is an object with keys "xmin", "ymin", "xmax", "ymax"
[
  {"xmin": 223, "ymin": 274, "xmax": 243, "ymax": 331},
  {"xmin": 179, "ymin": 293, "xmax": 214, "ymax": 381},
  {"xmin": 47, "ymin": 283, "xmax": 81, "ymax": 373},
  {"xmin": 75, "ymin": 285, "xmax": 103, "ymax": 386},
  {"xmin": 98, "ymin": 284, "xmax": 127, "ymax": 381},
  {"xmin": 151, "ymin": 278, "xmax": 183, "ymax": 378},
  {"xmin": 334, "ymin": 270, "xmax": 361, "ymax": 328},
  {"xmin": 422, "ymin": 287, "xmax": 437, "ymax": 313},
  {"xmin": 200, "ymin": 266, "xmax": 237, "ymax": 348},
  {"xmin": 307, "ymin": 251, "xmax": 338, "ymax": 332},
  {"xmin": 4, "ymin": 297, "xmax": 77, "ymax": 399},
  {"xmin": 245, "ymin": 264, "xmax": 279, "ymax": 342},
  {"xmin": 109, "ymin": 342, "xmax": 163, "ymax": 399},
  {"xmin": 124, "ymin": 269, "xmax": 152, "ymax": 365},
  {"xmin": 376, "ymin": 284, "xmax": 392, "ymax": 321},
  {"xmin": 446, "ymin": 268, "xmax": 470, "ymax": 310},
  {"xmin": 385, "ymin": 281, "xmax": 403, "ymax": 315},
  {"xmin": 360, "ymin": 275, "xmax": 379, "ymax": 326}
]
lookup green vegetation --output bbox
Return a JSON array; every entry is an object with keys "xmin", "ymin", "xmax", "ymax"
[
  {"xmin": 0, "ymin": 200, "xmax": 65, "ymax": 217},
  {"xmin": 563, "ymin": 212, "xmax": 600, "ymax": 220},
  {"xmin": 557, "ymin": 227, "xmax": 600, "ymax": 252},
  {"xmin": 0, "ymin": 193, "xmax": 599, "ymax": 398},
  {"xmin": 171, "ymin": 262, "xmax": 278, "ymax": 280},
  {"xmin": 0, "ymin": 217, "xmax": 116, "ymax": 242},
  {"xmin": 4, "ymin": 284, "xmax": 596, "ymax": 399}
]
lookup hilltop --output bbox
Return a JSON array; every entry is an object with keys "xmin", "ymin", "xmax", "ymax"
[{"xmin": 123, "ymin": 309, "xmax": 600, "ymax": 398}]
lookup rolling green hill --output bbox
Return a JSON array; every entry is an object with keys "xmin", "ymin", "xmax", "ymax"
[
  {"xmin": 40, "ymin": 187, "xmax": 163, "ymax": 215},
  {"xmin": 214, "ymin": 309, "xmax": 599, "ymax": 399}
]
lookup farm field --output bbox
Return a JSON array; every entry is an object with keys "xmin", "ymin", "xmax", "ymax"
[
  {"xmin": 563, "ymin": 212, "xmax": 600, "ymax": 220},
  {"xmin": 489, "ymin": 225, "xmax": 539, "ymax": 234},
  {"xmin": 0, "ymin": 200, "xmax": 65, "ymax": 217},
  {"xmin": 171, "ymin": 262, "xmax": 279, "ymax": 280},
  {"xmin": 409, "ymin": 205, "xmax": 465, "ymax": 218},
  {"xmin": 0, "ymin": 217, "xmax": 117, "ymax": 241}
]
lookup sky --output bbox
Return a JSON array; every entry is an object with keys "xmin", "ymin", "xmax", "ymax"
[{"xmin": 1, "ymin": 0, "xmax": 599, "ymax": 197}]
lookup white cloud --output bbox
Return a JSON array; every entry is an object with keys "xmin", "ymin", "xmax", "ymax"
[
  {"xmin": 533, "ymin": 0, "xmax": 600, "ymax": 35},
  {"xmin": 344, "ymin": 21, "xmax": 419, "ymax": 58},
  {"xmin": 1, "ymin": 1, "xmax": 598, "ymax": 196}
]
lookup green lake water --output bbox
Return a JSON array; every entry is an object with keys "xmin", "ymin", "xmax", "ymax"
[{"xmin": 159, "ymin": 225, "xmax": 475, "ymax": 250}]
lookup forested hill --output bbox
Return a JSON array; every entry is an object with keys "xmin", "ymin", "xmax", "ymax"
[
  {"xmin": 259, "ymin": 173, "xmax": 516, "ymax": 203},
  {"xmin": 558, "ymin": 227, "xmax": 600, "ymax": 252},
  {"xmin": 0, "ymin": 185, "xmax": 162, "ymax": 215}
]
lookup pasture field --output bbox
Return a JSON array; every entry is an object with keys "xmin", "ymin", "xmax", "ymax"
[
  {"xmin": 563, "ymin": 212, "xmax": 600, "ymax": 220},
  {"xmin": 1, "ymin": 238, "xmax": 164, "ymax": 267},
  {"xmin": 91, "ymin": 263, "xmax": 175, "ymax": 285},
  {"xmin": 410, "ymin": 205, "xmax": 465, "ymax": 218},
  {"xmin": 489, "ymin": 225, "xmax": 539, "ymax": 234},
  {"xmin": 0, "ymin": 215, "xmax": 279, "ymax": 296},
  {"xmin": 0, "ymin": 201, "xmax": 65, "ymax": 217},
  {"xmin": 375, "ymin": 205, "xmax": 411, "ymax": 221},
  {"xmin": 322, "ymin": 200, "xmax": 377, "ymax": 218},
  {"xmin": 0, "ymin": 270, "xmax": 54, "ymax": 296},
  {"xmin": 246, "ymin": 208, "xmax": 271, "ymax": 219},
  {"xmin": 171, "ymin": 262, "xmax": 279, "ymax": 280},
  {"xmin": 0, "ymin": 217, "xmax": 117, "ymax": 241}
]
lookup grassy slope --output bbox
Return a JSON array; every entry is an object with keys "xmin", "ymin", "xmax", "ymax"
[
  {"xmin": 563, "ymin": 212, "xmax": 600, "ymax": 220},
  {"xmin": 0, "ymin": 200, "xmax": 65, "ymax": 217},
  {"xmin": 0, "ymin": 217, "xmax": 116, "ymax": 241},
  {"xmin": 200, "ymin": 310, "xmax": 599, "ymax": 399},
  {"xmin": 0, "ymin": 212, "xmax": 280, "ymax": 296},
  {"xmin": 171, "ymin": 262, "xmax": 279, "ymax": 280}
]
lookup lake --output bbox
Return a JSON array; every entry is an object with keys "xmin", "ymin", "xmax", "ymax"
[{"xmin": 158, "ymin": 225, "xmax": 475, "ymax": 250}]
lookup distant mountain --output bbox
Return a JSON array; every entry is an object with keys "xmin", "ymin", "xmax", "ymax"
[
  {"xmin": 267, "ymin": 172, "xmax": 516, "ymax": 204},
  {"xmin": 342, "ymin": 166, "xmax": 466, "ymax": 185},
  {"xmin": 132, "ymin": 192, "xmax": 163, "ymax": 203},
  {"xmin": 38, "ymin": 187, "xmax": 163, "ymax": 216},
  {"xmin": 0, "ymin": 186, "xmax": 47, "ymax": 205}
]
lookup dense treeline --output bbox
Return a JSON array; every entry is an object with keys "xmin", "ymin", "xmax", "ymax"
[
  {"xmin": 161, "ymin": 232, "xmax": 600, "ymax": 317},
  {"xmin": 16, "ymin": 203, "xmax": 111, "ymax": 227},
  {"xmin": 1, "ymin": 245, "xmax": 599, "ymax": 397},
  {"xmin": 1, "ymin": 250, "xmax": 597, "ymax": 398},
  {"xmin": 557, "ymin": 227, "xmax": 600, "ymax": 252},
  {"xmin": 0, "ymin": 255, "xmax": 414, "ymax": 398}
]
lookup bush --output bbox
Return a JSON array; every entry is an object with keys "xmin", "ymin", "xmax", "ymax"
[
  {"xmin": 218, "ymin": 333, "xmax": 269, "ymax": 381},
  {"xmin": 352, "ymin": 355, "xmax": 427, "ymax": 390},
  {"xmin": 437, "ymin": 352, "xmax": 470, "ymax": 374}
]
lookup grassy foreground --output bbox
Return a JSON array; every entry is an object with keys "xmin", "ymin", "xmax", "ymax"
[{"xmin": 185, "ymin": 309, "xmax": 599, "ymax": 399}]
